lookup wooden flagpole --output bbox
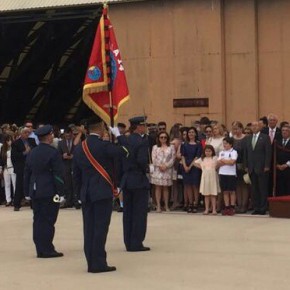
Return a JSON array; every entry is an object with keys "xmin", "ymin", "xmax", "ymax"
[
  {"xmin": 103, "ymin": 3, "xmax": 114, "ymax": 128},
  {"xmin": 103, "ymin": 3, "xmax": 118, "ymax": 196}
]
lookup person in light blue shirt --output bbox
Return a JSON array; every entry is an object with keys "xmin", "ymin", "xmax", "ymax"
[{"xmin": 25, "ymin": 121, "xmax": 39, "ymax": 145}]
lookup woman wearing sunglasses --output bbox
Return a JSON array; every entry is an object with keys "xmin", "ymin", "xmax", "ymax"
[{"xmin": 151, "ymin": 131, "xmax": 176, "ymax": 213}]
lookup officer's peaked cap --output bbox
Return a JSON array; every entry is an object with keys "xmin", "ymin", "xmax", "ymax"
[
  {"xmin": 35, "ymin": 125, "xmax": 53, "ymax": 137},
  {"xmin": 129, "ymin": 116, "xmax": 147, "ymax": 125}
]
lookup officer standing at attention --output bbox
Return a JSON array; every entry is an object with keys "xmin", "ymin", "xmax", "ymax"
[
  {"xmin": 73, "ymin": 116, "xmax": 128, "ymax": 273},
  {"xmin": 120, "ymin": 116, "xmax": 151, "ymax": 252},
  {"xmin": 24, "ymin": 125, "xmax": 65, "ymax": 258}
]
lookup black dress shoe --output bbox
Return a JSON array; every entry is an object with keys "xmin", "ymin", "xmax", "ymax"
[
  {"xmin": 37, "ymin": 251, "xmax": 64, "ymax": 258},
  {"xmin": 14, "ymin": 207, "xmax": 20, "ymax": 211},
  {"xmin": 74, "ymin": 204, "xmax": 81, "ymax": 210},
  {"xmin": 117, "ymin": 207, "xmax": 123, "ymax": 213},
  {"xmin": 259, "ymin": 211, "xmax": 267, "ymax": 215},
  {"xmin": 127, "ymin": 246, "xmax": 151, "ymax": 252},
  {"xmin": 251, "ymin": 210, "xmax": 260, "ymax": 215},
  {"xmin": 88, "ymin": 266, "xmax": 116, "ymax": 273}
]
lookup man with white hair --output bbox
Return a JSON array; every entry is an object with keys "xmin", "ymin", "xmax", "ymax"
[
  {"xmin": 261, "ymin": 113, "xmax": 282, "ymax": 196},
  {"xmin": 261, "ymin": 113, "xmax": 282, "ymax": 143}
]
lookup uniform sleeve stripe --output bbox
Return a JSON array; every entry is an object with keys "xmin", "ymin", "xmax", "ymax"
[{"xmin": 122, "ymin": 146, "xmax": 129, "ymax": 158}]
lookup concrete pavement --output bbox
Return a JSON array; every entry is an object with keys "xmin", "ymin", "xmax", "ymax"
[{"xmin": 0, "ymin": 207, "xmax": 290, "ymax": 290}]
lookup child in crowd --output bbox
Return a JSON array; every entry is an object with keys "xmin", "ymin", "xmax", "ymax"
[
  {"xmin": 217, "ymin": 137, "xmax": 238, "ymax": 215},
  {"xmin": 194, "ymin": 145, "xmax": 220, "ymax": 215}
]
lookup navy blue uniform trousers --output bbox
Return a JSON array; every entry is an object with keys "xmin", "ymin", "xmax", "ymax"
[
  {"xmin": 82, "ymin": 198, "xmax": 112, "ymax": 271},
  {"xmin": 32, "ymin": 197, "xmax": 59, "ymax": 255},
  {"xmin": 123, "ymin": 189, "xmax": 148, "ymax": 250}
]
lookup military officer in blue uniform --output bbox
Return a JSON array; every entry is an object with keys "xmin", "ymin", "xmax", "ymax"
[
  {"xmin": 73, "ymin": 116, "xmax": 128, "ymax": 273},
  {"xmin": 120, "ymin": 116, "xmax": 151, "ymax": 252},
  {"xmin": 24, "ymin": 125, "xmax": 65, "ymax": 258}
]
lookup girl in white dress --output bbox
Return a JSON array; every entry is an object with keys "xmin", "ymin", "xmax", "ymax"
[{"xmin": 194, "ymin": 145, "xmax": 220, "ymax": 215}]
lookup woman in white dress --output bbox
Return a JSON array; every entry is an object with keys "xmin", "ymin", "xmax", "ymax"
[{"xmin": 151, "ymin": 131, "xmax": 176, "ymax": 212}]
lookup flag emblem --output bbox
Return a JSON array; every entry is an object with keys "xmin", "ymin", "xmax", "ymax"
[{"xmin": 87, "ymin": 66, "xmax": 102, "ymax": 81}]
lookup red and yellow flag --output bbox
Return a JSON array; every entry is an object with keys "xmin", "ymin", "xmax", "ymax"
[{"xmin": 83, "ymin": 5, "xmax": 129, "ymax": 124}]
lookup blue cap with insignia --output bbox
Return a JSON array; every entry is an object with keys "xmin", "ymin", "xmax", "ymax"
[
  {"xmin": 35, "ymin": 124, "xmax": 53, "ymax": 137},
  {"xmin": 129, "ymin": 116, "xmax": 147, "ymax": 125}
]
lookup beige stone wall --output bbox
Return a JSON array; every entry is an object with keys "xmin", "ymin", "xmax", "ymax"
[{"xmin": 109, "ymin": 0, "xmax": 290, "ymax": 128}]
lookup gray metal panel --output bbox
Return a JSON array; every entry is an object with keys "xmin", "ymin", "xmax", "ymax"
[{"xmin": 0, "ymin": 0, "xmax": 144, "ymax": 12}]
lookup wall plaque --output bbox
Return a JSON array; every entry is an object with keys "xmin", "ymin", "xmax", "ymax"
[{"xmin": 173, "ymin": 98, "xmax": 209, "ymax": 108}]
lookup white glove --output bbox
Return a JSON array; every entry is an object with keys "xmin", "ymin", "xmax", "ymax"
[
  {"xmin": 77, "ymin": 200, "xmax": 82, "ymax": 205},
  {"xmin": 25, "ymin": 196, "xmax": 31, "ymax": 201},
  {"xmin": 59, "ymin": 196, "xmax": 65, "ymax": 204},
  {"xmin": 53, "ymin": 194, "xmax": 65, "ymax": 203},
  {"xmin": 109, "ymin": 126, "xmax": 121, "ymax": 137}
]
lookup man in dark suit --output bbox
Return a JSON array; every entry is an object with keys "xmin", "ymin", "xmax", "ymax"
[
  {"xmin": 58, "ymin": 127, "xmax": 76, "ymax": 208},
  {"xmin": 261, "ymin": 113, "xmax": 282, "ymax": 196},
  {"xmin": 261, "ymin": 113, "xmax": 282, "ymax": 143},
  {"xmin": 11, "ymin": 127, "xmax": 37, "ymax": 211},
  {"xmin": 73, "ymin": 116, "xmax": 128, "ymax": 273},
  {"xmin": 119, "ymin": 116, "xmax": 151, "ymax": 252},
  {"xmin": 244, "ymin": 121, "xmax": 272, "ymax": 215},
  {"xmin": 275, "ymin": 125, "xmax": 290, "ymax": 196},
  {"xmin": 24, "ymin": 125, "xmax": 64, "ymax": 258}
]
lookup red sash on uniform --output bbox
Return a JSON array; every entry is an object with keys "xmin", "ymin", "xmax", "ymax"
[{"xmin": 82, "ymin": 140, "xmax": 119, "ymax": 197}]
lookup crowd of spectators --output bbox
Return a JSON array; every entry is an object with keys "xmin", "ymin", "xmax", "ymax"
[
  {"xmin": 146, "ymin": 114, "xmax": 290, "ymax": 216},
  {"xmin": 0, "ymin": 113, "xmax": 289, "ymax": 217}
]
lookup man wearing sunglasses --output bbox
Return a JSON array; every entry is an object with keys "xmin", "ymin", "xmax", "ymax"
[{"xmin": 157, "ymin": 121, "xmax": 167, "ymax": 133}]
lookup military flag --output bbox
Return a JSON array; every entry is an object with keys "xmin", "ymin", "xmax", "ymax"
[{"xmin": 83, "ymin": 5, "xmax": 129, "ymax": 125}]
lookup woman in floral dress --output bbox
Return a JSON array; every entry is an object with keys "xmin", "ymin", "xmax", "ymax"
[{"xmin": 151, "ymin": 131, "xmax": 176, "ymax": 212}]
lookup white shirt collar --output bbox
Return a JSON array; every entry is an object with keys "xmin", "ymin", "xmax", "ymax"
[
  {"xmin": 90, "ymin": 133, "xmax": 100, "ymax": 137},
  {"xmin": 269, "ymin": 127, "xmax": 276, "ymax": 133}
]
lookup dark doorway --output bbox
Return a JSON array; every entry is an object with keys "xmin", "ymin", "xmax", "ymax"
[{"xmin": 0, "ymin": 5, "xmax": 102, "ymax": 125}]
